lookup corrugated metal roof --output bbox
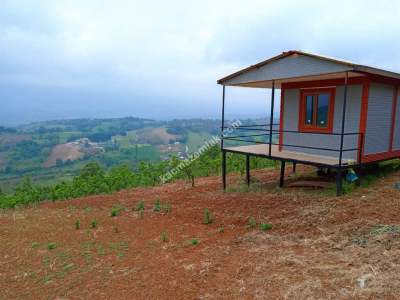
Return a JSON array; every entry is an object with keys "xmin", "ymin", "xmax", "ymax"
[{"xmin": 217, "ymin": 50, "xmax": 400, "ymax": 85}]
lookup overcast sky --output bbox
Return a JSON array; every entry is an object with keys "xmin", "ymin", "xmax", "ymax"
[{"xmin": 1, "ymin": 0, "xmax": 400, "ymax": 125}]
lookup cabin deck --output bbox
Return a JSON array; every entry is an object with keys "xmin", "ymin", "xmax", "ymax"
[{"xmin": 224, "ymin": 144, "xmax": 356, "ymax": 167}]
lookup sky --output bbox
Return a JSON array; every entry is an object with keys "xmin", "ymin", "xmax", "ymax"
[{"xmin": 1, "ymin": 0, "xmax": 400, "ymax": 125}]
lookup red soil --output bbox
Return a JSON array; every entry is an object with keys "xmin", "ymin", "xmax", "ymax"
[{"xmin": 1, "ymin": 166, "xmax": 400, "ymax": 299}]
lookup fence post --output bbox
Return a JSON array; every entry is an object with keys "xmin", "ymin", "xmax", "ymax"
[
  {"xmin": 221, "ymin": 85, "xmax": 226, "ymax": 150},
  {"xmin": 221, "ymin": 85, "xmax": 226, "ymax": 190},
  {"xmin": 222, "ymin": 150, "xmax": 226, "ymax": 190},
  {"xmin": 279, "ymin": 160, "xmax": 286, "ymax": 187},
  {"xmin": 358, "ymin": 133, "xmax": 364, "ymax": 164},
  {"xmin": 269, "ymin": 80, "xmax": 275, "ymax": 157},
  {"xmin": 339, "ymin": 72, "xmax": 348, "ymax": 167},
  {"xmin": 246, "ymin": 155, "xmax": 250, "ymax": 186}
]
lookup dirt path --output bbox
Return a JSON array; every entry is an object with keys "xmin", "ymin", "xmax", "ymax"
[{"xmin": 1, "ymin": 166, "xmax": 400, "ymax": 299}]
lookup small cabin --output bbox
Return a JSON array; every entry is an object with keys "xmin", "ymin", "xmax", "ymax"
[{"xmin": 217, "ymin": 50, "xmax": 400, "ymax": 195}]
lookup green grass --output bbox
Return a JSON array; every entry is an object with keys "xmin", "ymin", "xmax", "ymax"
[
  {"xmin": 370, "ymin": 224, "xmax": 400, "ymax": 236},
  {"xmin": 109, "ymin": 241, "xmax": 129, "ymax": 258},
  {"xmin": 187, "ymin": 131, "xmax": 212, "ymax": 152},
  {"xmin": 226, "ymin": 178, "xmax": 264, "ymax": 193},
  {"xmin": 340, "ymin": 160, "xmax": 400, "ymax": 194},
  {"xmin": 113, "ymin": 130, "xmax": 138, "ymax": 148}
]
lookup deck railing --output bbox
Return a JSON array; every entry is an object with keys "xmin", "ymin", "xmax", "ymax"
[{"xmin": 222, "ymin": 124, "xmax": 364, "ymax": 167}]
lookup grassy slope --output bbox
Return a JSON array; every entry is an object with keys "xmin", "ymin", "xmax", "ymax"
[{"xmin": 186, "ymin": 131, "xmax": 212, "ymax": 152}]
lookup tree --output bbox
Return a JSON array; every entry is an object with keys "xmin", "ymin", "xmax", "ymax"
[
  {"xmin": 79, "ymin": 162, "xmax": 104, "ymax": 179},
  {"xmin": 56, "ymin": 159, "xmax": 64, "ymax": 167}
]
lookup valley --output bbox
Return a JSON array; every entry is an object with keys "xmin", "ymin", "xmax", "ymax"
[{"xmin": 0, "ymin": 118, "xmax": 221, "ymax": 192}]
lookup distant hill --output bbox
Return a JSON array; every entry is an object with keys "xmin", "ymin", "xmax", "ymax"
[{"xmin": 0, "ymin": 117, "xmax": 225, "ymax": 191}]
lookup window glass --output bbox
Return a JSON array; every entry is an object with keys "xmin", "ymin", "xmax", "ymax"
[
  {"xmin": 305, "ymin": 95, "xmax": 314, "ymax": 125},
  {"xmin": 316, "ymin": 93, "xmax": 329, "ymax": 127}
]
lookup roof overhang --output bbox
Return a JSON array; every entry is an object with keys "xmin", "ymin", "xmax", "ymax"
[
  {"xmin": 223, "ymin": 71, "xmax": 366, "ymax": 89},
  {"xmin": 217, "ymin": 50, "xmax": 400, "ymax": 88}
]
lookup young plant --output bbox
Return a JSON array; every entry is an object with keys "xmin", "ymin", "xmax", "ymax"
[
  {"xmin": 134, "ymin": 200, "xmax": 145, "ymax": 212},
  {"xmin": 47, "ymin": 242, "xmax": 57, "ymax": 250},
  {"xmin": 161, "ymin": 231, "xmax": 169, "ymax": 242},
  {"xmin": 204, "ymin": 208, "xmax": 213, "ymax": 224},
  {"xmin": 248, "ymin": 217, "xmax": 257, "ymax": 229},
  {"xmin": 90, "ymin": 219, "xmax": 98, "ymax": 228},
  {"xmin": 218, "ymin": 227, "xmax": 224, "ymax": 233},
  {"xmin": 31, "ymin": 241, "xmax": 40, "ymax": 248},
  {"xmin": 191, "ymin": 239, "xmax": 199, "ymax": 245},
  {"xmin": 260, "ymin": 223, "xmax": 273, "ymax": 231},
  {"xmin": 153, "ymin": 198, "xmax": 161, "ymax": 212},
  {"xmin": 110, "ymin": 206, "xmax": 121, "ymax": 217},
  {"xmin": 162, "ymin": 202, "xmax": 171, "ymax": 213},
  {"xmin": 75, "ymin": 219, "xmax": 80, "ymax": 230}
]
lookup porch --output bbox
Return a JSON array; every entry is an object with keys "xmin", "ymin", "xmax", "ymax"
[
  {"xmin": 220, "ymin": 122, "xmax": 363, "ymax": 196},
  {"xmin": 224, "ymin": 144, "xmax": 357, "ymax": 167}
]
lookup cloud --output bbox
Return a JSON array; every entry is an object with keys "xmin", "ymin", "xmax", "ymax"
[{"xmin": 0, "ymin": 0, "xmax": 399, "ymax": 124}]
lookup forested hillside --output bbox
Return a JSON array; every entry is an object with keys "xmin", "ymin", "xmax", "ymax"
[
  {"xmin": 0, "ymin": 117, "xmax": 268, "ymax": 193},
  {"xmin": 0, "ymin": 145, "xmax": 276, "ymax": 208}
]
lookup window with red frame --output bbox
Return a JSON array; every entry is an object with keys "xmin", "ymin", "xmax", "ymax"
[{"xmin": 299, "ymin": 88, "xmax": 335, "ymax": 132}]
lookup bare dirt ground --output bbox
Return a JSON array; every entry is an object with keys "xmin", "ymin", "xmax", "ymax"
[
  {"xmin": 44, "ymin": 144, "xmax": 83, "ymax": 167},
  {"xmin": 1, "ymin": 166, "xmax": 400, "ymax": 299}
]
